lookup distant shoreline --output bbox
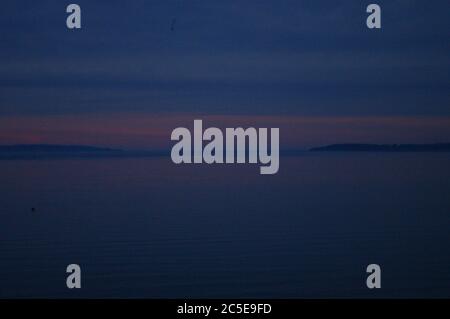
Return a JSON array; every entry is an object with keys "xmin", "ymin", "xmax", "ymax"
[
  {"xmin": 1, "ymin": 143, "xmax": 450, "ymax": 160},
  {"xmin": 310, "ymin": 143, "xmax": 450, "ymax": 152},
  {"xmin": 0, "ymin": 144, "xmax": 167, "ymax": 159}
]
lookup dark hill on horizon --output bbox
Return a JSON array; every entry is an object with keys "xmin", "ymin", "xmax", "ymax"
[
  {"xmin": 0, "ymin": 144, "xmax": 120, "ymax": 153},
  {"xmin": 310, "ymin": 143, "xmax": 450, "ymax": 152},
  {"xmin": 0, "ymin": 144, "xmax": 167, "ymax": 159},
  {"xmin": 2, "ymin": 143, "xmax": 450, "ymax": 159}
]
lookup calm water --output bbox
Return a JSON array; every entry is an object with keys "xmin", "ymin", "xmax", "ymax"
[{"xmin": 1, "ymin": 153, "xmax": 449, "ymax": 298}]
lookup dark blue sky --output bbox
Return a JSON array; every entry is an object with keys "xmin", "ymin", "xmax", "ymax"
[
  {"xmin": 1, "ymin": 1, "xmax": 450, "ymax": 149},
  {"xmin": 1, "ymin": 0, "xmax": 449, "ymax": 117}
]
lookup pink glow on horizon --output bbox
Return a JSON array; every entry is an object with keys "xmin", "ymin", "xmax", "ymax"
[{"xmin": 1, "ymin": 113, "xmax": 450, "ymax": 149}]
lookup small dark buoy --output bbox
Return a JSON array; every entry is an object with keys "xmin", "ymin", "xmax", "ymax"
[
  {"xmin": 31, "ymin": 207, "xmax": 36, "ymax": 212},
  {"xmin": 170, "ymin": 18, "xmax": 176, "ymax": 31}
]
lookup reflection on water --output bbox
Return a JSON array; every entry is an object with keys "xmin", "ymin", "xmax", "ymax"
[{"xmin": 0, "ymin": 153, "xmax": 449, "ymax": 298}]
